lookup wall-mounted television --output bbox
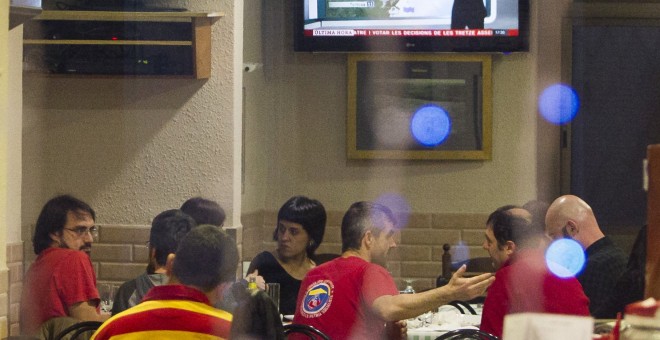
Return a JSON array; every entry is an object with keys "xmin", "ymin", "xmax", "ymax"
[{"xmin": 294, "ymin": 0, "xmax": 529, "ymax": 53}]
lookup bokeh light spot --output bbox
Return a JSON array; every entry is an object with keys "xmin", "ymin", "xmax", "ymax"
[
  {"xmin": 410, "ymin": 105, "xmax": 451, "ymax": 147},
  {"xmin": 538, "ymin": 84, "xmax": 580, "ymax": 125},
  {"xmin": 545, "ymin": 238, "xmax": 586, "ymax": 278}
]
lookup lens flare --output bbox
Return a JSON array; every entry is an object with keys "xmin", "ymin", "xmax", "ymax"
[
  {"xmin": 410, "ymin": 105, "xmax": 451, "ymax": 147},
  {"xmin": 452, "ymin": 241, "xmax": 470, "ymax": 264},
  {"xmin": 538, "ymin": 84, "xmax": 580, "ymax": 125},
  {"xmin": 375, "ymin": 193, "xmax": 410, "ymax": 228},
  {"xmin": 545, "ymin": 238, "xmax": 586, "ymax": 278}
]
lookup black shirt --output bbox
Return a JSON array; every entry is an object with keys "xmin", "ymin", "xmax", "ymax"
[
  {"xmin": 578, "ymin": 236, "xmax": 628, "ymax": 318},
  {"xmin": 247, "ymin": 251, "xmax": 302, "ymax": 315}
]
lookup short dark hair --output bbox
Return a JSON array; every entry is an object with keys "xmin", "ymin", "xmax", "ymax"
[
  {"xmin": 488, "ymin": 205, "xmax": 541, "ymax": 249},
  {"xmin": 173, "ymin": 224, "xmax": 239, "ymax": 292},
  {"xmin": 341, "ymin": 201, "xmax": 397, "ymax": 252},
  {"xmin": 33, "ymin": 195, "xmax": 96, "ymax": 255},
  {"xmin": 149, "ymin": 209, "xmax": 197, "ymax": 267},
  {"xmin": 522, "ymin": 199, "xmax": 550, "ymax": 233},
  {"xmin": 180, "ymin": 197, "xmax": 226, "ymax": 227},
  {"xmin": 273, "ymin": 196, "xmax": 327, "ymax": 258}
]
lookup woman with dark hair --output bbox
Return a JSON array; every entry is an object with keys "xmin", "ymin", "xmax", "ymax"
[{"xmin": 247, "ymin": 196, "xmax": 326, "ymax": 315}]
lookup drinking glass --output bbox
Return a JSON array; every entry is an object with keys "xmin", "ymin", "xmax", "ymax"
[
  {"xmin": 401, "ymin": 279, "xmax": 416, "ymax": 294},
  {"xmin": 98, "ymin": 283, "xmax": 116, "ymax": 314},
  {"xmin": 266, "ymin": 283, "xmax": 280, "ymax": 313}
]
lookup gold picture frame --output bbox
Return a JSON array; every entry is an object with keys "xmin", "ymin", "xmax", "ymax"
[{"xmin": 347, "ymin": 53, "xmax": 492, "ymax": 160}]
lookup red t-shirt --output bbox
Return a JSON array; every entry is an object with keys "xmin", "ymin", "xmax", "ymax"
[
  {"xmin": 20, "ymin": 247, "xmax": 99, "ymax": 335},
  {"xmin": 479, "ymin": 248, "xmax": 590, "ymax": 337},
  {"xmin": 293, "ymin": 256, "xmax": 399, "ymax": 339}
]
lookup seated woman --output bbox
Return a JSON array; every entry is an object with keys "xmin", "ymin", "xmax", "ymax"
[{"xmin": 247, "ymin": 196, "xmax": 326, "ymax": 316}]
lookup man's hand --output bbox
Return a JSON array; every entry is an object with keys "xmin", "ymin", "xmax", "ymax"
[
  {"xmin": 386, "ymin": 320, "xmax": 407, "ymax": 340},
  {"xmin": 446, "ymin": 264, "xmax": 494, "ymax": 301}
]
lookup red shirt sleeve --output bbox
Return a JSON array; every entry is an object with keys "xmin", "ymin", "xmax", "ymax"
[{"xmin": 361, "ymin": 263, "xmax": 399, "ymax": 306}]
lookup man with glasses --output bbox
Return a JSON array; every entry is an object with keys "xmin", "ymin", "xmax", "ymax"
[
  {"xmin": 545, "ymin": 195, "xmax": 628, "ymax": 318},
  {"xmin": 20, "ymin": 194, "xmax": 107, "ymax": 336}
]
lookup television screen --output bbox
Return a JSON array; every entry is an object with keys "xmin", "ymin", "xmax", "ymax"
[{"xmin": 294, "ymin": 0, "xmax": 529, "ymax": 52}]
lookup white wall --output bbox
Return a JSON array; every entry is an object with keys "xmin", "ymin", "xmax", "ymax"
[
  {"xmin": 21, "ymin": 0, "xmax": 243, "ymax": 228},
  {"xmin": 7, "ymin": 26, "xmax": 23, "ymax": 244},
  {"xmin": 1, "ymin": 0, "xmax": 9, "ymax": 266},
  {"xmin": 241, "ymin": 0, "xmax": 565, "ymax": 216}
]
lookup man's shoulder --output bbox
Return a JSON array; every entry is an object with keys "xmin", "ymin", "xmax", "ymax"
[
  {"xmin": 96, "ymin": 300, "xmax": 232, "ymax": 339},
  {"xmin": 307, "ymin": 256, "xmax": 372, "ymax": 275},
  {"xmin": 587, "ymin": 237, "xmax": 627, "ymax": 264},
  {"xmin": 31, "ymin": 248, "xmax": 91, "ymax": 271}
]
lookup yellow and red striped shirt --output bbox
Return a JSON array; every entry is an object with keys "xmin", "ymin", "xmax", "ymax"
[{"xmin": 92, "ymin": 285, "xmax": 232, "ymax": 340}]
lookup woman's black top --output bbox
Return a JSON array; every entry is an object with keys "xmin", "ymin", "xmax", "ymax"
[{"xmin": 247, "ymin": 251, "xmax": 302, "ymax": 315}]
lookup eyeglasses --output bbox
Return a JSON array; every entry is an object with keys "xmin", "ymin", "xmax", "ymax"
[{"xmin": 64, "ymin": 226, "xmax": 99, "ymax": 239}]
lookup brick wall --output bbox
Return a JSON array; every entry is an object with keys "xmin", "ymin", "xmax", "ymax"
[
  {"xmin": 0, "ymin": 267, "xmax": 8, "ymax": 338},
  {"xmin": 91, "ymin": 225, "xmax": 152, "ymax": 285},
  {"xmin": 7, "ymin": 243, "xmax": 23, "ymax": 336},
  {"xmin": 241, "ymin": 210, "xmax": 490, "ymax": 292}
]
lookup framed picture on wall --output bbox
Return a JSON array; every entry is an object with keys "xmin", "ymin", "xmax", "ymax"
[{"xmin": 347, "ymin": 54, "xmax": 492, "ymax": 160}]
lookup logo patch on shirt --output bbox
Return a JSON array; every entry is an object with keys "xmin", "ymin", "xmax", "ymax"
[{"xmin": 301, "ymin": 280, "xmax": 333, "ymax": 318}]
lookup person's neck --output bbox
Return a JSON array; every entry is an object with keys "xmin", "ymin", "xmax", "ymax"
[
  {"xmin": 276, "ymin": 249, "xmax": 309, "ymax": 266},
  {"xmin": 342, "ymin": 248, "xmax": 370, "ymax": 262},
  {"xmin": 167, "ymin": 277, "xmax": 217, "ymax": 305},
  {"xmin": 153, "ymin": 267, "xmax": 167, "ymax": 274},
  {"xmin": 579, "ymin": 222, "xmax": 605, "ymax": 249}
]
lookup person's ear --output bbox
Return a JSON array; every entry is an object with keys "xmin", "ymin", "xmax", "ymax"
[
  {"xmin": 49, "ymin": 231, "xmax": 62, "ymax": 244},
  {"xmin": 566, "ymin": 220, "xmax": 579, "ymax": 236},
  {"xmin": 504, "ymin": 240, "xmax": 516, "ymax": 255},
  {"xmin": 165, "ymin": 253, "xmax": 176, "ymax": 276},
  {"xmin": 364, "ymin": 230, "xmax": 374, "ymax": 248}
]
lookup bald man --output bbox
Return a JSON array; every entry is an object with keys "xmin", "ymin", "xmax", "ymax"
[{"xmin": 545, "ymin": 195, "xmax": 628, "ymax": 318}]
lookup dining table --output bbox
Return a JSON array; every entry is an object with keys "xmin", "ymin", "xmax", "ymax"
[{"xmin": 406, "ymin": 304, "xmax": 483, "ymax": 340}]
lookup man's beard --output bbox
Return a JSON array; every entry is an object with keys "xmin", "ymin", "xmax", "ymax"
[{"xmin": 59, "ymin": 238, "xmax": 92, "ymax": 255}]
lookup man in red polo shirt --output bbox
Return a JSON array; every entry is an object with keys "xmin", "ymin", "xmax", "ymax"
[
  {"xmin": 479, "ymin": 205, "xmax": 590, "ymax": 338},
  {"xmin": 20, "ymin": 195, "xmax": 107, "ymax": 336},
  {"xmin": 293, "ymin": 201, "xmax": 495, "ymax": 339}
]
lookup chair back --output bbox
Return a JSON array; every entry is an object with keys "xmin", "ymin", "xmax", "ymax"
[
  {"xmin": 230, "ymin": 289, "xmax": 285, "ymax": 340},
  {"xmin": 282, "ymin": 324, "xmax": 331, "ymax": 340},
  {"xmin": 434, "ymin": 329, "xmax": 499, "ymax": 340},
  {"xmin": 448, "ymin": 300, "xmax": 477, "ymax": 315},
  {"xmin": 53, "ymin": 321, "xmax": 102, "ymax": 340}
]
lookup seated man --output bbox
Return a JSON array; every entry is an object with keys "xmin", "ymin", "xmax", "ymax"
[
  {"xmin": 545, "ymin": 195, "xmax": 628, "ymax": 318},
  {"xmin": 92, "ymin": 224, "xmax": 239, "ymax": 339},
  {"xmin": 293, "ymin": 201, "xmax": 494, "ymax": 339},
  {"xmin": 20, "ymin": 195, "xmax": 107, "ymax": 335},
  {"xmin": 111, "ymin": 209, "xmax": 196, "ymax": 314},
  {"xmin": 480, "ymin": 205, "xmax": 590, "ymax": 337},
  {"xmin": 180, "ymin": 196, "xmax": 226, "ymax": 227}
]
